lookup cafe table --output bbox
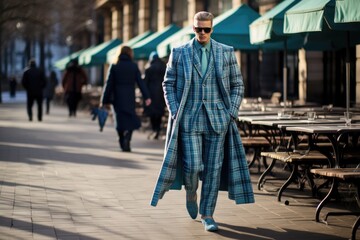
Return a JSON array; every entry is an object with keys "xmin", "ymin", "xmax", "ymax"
[
  {"xmin": 248, "ymin": 118, "xmax": 345, "ymax": 193},
  {"xmin": 237, "ymin": 114, "xmax": 281, "ymax": 137},
  {"xmin": 285, "ymin": 124, "xmax": 360, "ymax": 222},
  {"xmin": 309, "ymin": 168, "xmax": 360, "ymax": 240},
  {"xmin": 247, "ymin": 117, "xmax": 345, "ymax": 149},
  {"xmin": 238, "ymin": 110, "xmax": 279, "ymax": 116},
  {"xmin": 285, "ymin": 124, "xmax": 360, "ymax": 167}
]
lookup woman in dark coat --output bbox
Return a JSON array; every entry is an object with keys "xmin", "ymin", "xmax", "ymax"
[
  {"xmin": 62, "ymin": 59, "xmax": 87, "ymax": 117},
  {"xmin": 143, "ymin": 51, "xmax": 166, "ymax": 139},
  {"xmin": 100, "ymin": 46, "xmax": 151, "ymax": 152}
]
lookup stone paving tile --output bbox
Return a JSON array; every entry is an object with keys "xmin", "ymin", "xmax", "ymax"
[{"xmin": 0, "ymin": 103, "xmax": 359, "ymax": 239}]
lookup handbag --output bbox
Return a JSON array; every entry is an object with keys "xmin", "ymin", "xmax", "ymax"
[{"xmin": 91, "ymin": 107, "xmax": 108, "ymax": 132}]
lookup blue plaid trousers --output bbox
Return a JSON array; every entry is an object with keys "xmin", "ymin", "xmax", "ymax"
[{"xmin": 180, "ymin": 113, "xmax": 226, "ymax": 216}]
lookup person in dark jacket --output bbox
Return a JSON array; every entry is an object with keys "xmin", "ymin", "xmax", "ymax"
[
  {"xmin": 9, "ymin": 76, "xmax": 17, "ymax": 98},
  {"xmin": 62, "ymin": 59, "xmax": 87, "ymax": 117},
  {"xmin": 143, "ymin": 51, "xmax": 166, "ymax": 140},
  {"xmin": 21, "ymin": 59, "xmax": 46, "ymax": 121},
  {"xmin": 44, "ymin": 70, "xmax": 58, "ymax": 114},
  {"xmin": 100, "ymin": 46, "xmax": 151, "ymax": 152}
]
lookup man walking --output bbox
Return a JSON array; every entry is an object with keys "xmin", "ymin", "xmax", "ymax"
[
  {"xmin": 22, "ymin": 59, "xmax": 46, "ymax": 121},
  {"xmin": 151, "ymin": 11, "xmax": 254, "ymax": 231}
]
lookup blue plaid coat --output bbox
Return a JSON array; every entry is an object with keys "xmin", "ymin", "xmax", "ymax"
[{"xmin": 150, "ymin": 38, "xmax": 254, "ymax": 206}]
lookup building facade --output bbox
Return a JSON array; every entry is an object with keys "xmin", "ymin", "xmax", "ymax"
[{"xmin": 92, "ymin": 0, "xmax": 360, "ymax": 107}]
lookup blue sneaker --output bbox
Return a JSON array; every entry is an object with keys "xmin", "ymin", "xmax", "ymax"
[
  {"xmin": 201, "ymin": 218, "xmax": 219, "ymax": 231},
  {"xmin": 186, "ymin": 192, "xmax": 198, "ymax": 219}
]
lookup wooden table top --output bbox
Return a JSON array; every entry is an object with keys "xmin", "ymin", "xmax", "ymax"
[{"xmin": 311, "ymin": 168, "xmax": 360, "ymax": 180}]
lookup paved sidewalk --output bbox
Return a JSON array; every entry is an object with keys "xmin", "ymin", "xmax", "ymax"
[{"xmin": 0, "ymin": 101, "xmax": 358, "ymax": 240}]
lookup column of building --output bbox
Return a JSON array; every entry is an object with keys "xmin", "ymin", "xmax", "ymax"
[
  {"xmin": 111, "ymin": 6, "xmax": 122, "ymax": 40},
  {"xmin": 158, "ymin": 0, "xmax": 171, "ymax": 30},
  {"xmin": 122, "ymin": 3, "xmax": 133, "ymax": 42},
  {"xmin": 138, "ymin": 0, "xmax": 150, "ymax": 34}
]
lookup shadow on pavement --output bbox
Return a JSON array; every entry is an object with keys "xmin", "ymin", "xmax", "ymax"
[{"xmin": 217, "ymin": 223, "xmax": 348, "ymax": 240}]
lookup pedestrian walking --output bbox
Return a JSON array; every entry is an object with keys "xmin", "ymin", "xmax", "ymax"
[
  {"xmin": 143, "ymin": 51, "xmax": 166, "ymax": 140},
  {"xmin": 100, "ymin": 46, "xmax": 151, "ymax": 152},
  {"xmin": 44, "ymin": 70, "xmax": 58, "ymax": 114},
  {"xmin": 150, "ymin": 11, "xmax": 254, "ymax": 231},
  {"xmin": 21, "ymin": 59, "xmax": 46, "ymax": 121},
  {"xmin": 62, "ymin": 59, "xmax": 87, "ymax": 117},
  {"xmin": 9, "ymin": 76, "xmax": 17, "ymax": 98}
]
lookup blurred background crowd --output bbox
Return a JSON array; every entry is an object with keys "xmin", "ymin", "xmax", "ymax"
[{"xmin": 0, "ymin": 0, "xmax": 359, "ymax": 116}]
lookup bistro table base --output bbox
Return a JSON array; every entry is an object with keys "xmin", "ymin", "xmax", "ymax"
[
  {"xmin": 259, "ymin": 151, "xmax": 330, "ymax": 201},
  {"xmin": 311, "ymin": 168, "xmax": 360, "ymax": 240}
]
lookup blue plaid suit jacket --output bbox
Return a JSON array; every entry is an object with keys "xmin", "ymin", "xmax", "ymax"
[{"xmin": 151, "ymin": 38, "xmax": 254, "ymax": 206}]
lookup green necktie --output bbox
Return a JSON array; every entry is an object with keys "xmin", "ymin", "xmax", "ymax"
[{"xmin": 201, "ymin": 47, "xmax": 207, "ymax": 75}]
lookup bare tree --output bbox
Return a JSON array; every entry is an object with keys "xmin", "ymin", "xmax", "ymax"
[{"xmin": 0, "ymin": 0, "xmax": 96, "ymax": 103}]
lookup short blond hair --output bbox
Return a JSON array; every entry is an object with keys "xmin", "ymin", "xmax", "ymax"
[{"xmin": 194, "ymin": 11, "xmax": 214, "ymax": 25}]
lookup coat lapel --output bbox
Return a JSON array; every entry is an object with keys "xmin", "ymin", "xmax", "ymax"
[
  {"xmin": 212, "ymin": 39, "xmax": 230, "ymax": 109},
  {"xmin": 213, "ymin": 40, "xmax": 222, "ymax": 81},
  {"xmin": 182, "ymin": 41, "xmax": 195, "ymax": 83},
  {"xmin": 193, "ymin": 50, "xmax": 202, "ymax": 77}
]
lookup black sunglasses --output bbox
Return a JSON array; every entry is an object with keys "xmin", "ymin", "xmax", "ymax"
[{"xmin": 194, "ymin": 27, "xmax": 212, "ymax": 33}]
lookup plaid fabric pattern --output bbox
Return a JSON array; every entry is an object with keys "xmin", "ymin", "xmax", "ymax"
[
  {"xmin": 223, "ymin": 121, "xmax": 255, "ymax": 204},
  {"xmin": 181, "ymin": 46, "xmax": 229, "ymax": 133},
  {"xmin": 181, "ymin": 130, "xmax": 227, "ymax": 216},
  {"xmin": 150, "ymin": 38, "xmax": 254, "ymax": 207},
  {"xmin": 181, "ymin": 48, "xmax": 229, "ymax": 216}
]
